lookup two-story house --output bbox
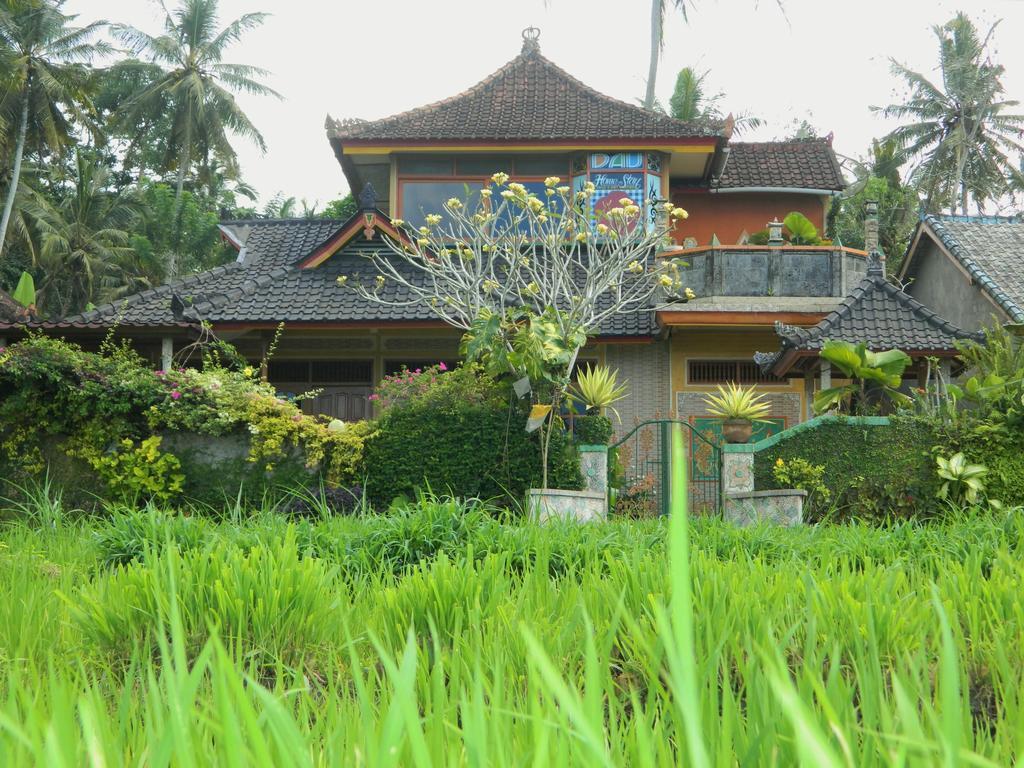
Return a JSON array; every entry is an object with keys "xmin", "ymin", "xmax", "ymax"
[{"xmin": 2, "ymin": 30, "xmax": 868, "ymax": 440}]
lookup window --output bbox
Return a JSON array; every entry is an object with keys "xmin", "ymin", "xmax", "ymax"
[
  {"xmin": 267, "ymin": 360, "xmax": 373, "ymax": 385},
  {"xmin": 398, "ymin": 155, "xmax": 455, "ymax": 175},
  {"xmin": 399, "ymin": 181, "xmax": 483, "ymax": 229},
  {"xmin": 687, "ymin": 360, "xmax": 786, "ymax": 385}
]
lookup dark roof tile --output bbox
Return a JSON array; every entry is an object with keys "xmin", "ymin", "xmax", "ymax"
[
  {"xmin": 917, "ymin": 215, "xmax": 1024, "ymax": 323},
  {"xmin": 326, "ymin": 40, "xmax": 720, "ymax": 144},
  {"xmin": 716, "ymin": 139, "xmax": 845, "ymax": 191},
  {"xmin": 759, "ymin": 254, "xmax": 981, "ymax": 373}
]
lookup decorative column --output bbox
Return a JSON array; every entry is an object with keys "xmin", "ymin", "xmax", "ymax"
[
  {"xmin": 820, "ymin": 360, "xmax": 832, "ymax": 390},
  {"xmin": 578, "ymin": 445, "xmax": 608, "ymax": 497},
  {"xmin": 160, "ymin": 336, "xmax": 173, "ymax": 371}
]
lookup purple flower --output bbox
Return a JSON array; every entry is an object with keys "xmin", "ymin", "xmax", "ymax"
[{"xmin": 171, "ymin": 391, "xmax": 181, "ymax": 400}]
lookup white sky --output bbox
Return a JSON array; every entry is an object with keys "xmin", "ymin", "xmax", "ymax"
[{"xmin": 69, "ymin": 0, "xmax": 1024, "ymax": 207}]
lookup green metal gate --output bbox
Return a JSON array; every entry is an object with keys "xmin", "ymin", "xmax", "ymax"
[{"xmin": 608, "ymin": 419, "xmax": 722, "ymax": 516}]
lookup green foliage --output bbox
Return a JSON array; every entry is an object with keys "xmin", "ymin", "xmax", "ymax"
[
  {"xmin": 572, "ymin": 414, "xmax": 613, "ymax": 446},
  {"xmin": 83, "ymin": 436, "xmax": 184, "ymax": 504},
  {"xmin": 782, "ymin": 211, "xmax": 821, "ymax": 245},
  {"xmin": 567, "ymin": 364, "xmax": 629, "ymax": 420},
  {"xmin": 0, "ymin": 336, "xmax": 371, "ymax": 505},
  {"xmin": 755, "ymin": 417, "xmax": 941, "ymax": 521},
  {"xmin": 814, "ymin": 340, "xmax": 912, "ymax": 414},
  {"xmin": 4, "ymin": 498, "xmax": 1024, "ymax": 763},
  {"xmin": 11, "ymin": 270, "xmax": 35, "ymax": 308},
  {"xmin": 771, "ymin": 457, "xmax": 831, "ymax": 512},
  {"xmin": 936, "ymin": 452, "xmax": 988, "ymax": 506},
  {"xmin": 830, "ymin": 174, "xmax": 918, "ymax": 262},
  {"xmin": 364, "ymin": 369, "xmax": 582, "ymax": 506},
  {"xmin": 702, "ymin": 382, "xmax": 771, "ymax": 421},
  {"xmin": 93, "ymin": 507, "xmax": 211, "ymax": 568},
  {"xmin": 67, "ymin": 529, "xmax": 340, "ymax": 668}
]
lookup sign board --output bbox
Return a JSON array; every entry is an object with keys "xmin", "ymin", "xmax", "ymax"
[{"xmin": 525, "ymin": 404, "xmax": 552, "ymax": 433}]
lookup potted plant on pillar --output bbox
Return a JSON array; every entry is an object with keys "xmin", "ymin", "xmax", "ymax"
[
  {"xmin": 568, "ymin": 364, "xmax": 628, "ymax": 445},
  {"xmin": 703, "ymin": 382, "xmax": 771, "ymax": 444},
  {"xmin": 339, "ymin": 176, "xmax": 690, "ymax": 521}
]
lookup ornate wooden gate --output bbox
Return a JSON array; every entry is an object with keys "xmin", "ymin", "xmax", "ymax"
[{"xmin": 609, "ymin": 420, "xmax": 722, "ymax": 516}]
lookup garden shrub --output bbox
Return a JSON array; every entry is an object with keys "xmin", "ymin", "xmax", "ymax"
[
  {"xmin": 572, "ymin": 414, "xmax": 613, "ymax": 445},
  {"xmin": 364, "ymin": 366, "xmax": 582, "ymax": 506},
  {"xmin": 0, "ymin": 336, "xmax": 372, "ymax": 508},
  {"xmin": 754, "ymin": 416, "xmax": 941, "ymax": 520}
]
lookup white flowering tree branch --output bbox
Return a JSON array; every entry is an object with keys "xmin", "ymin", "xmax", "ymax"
[{"xmin": 339, "ymin": 172, "xmax": 692, "ymax": 488}]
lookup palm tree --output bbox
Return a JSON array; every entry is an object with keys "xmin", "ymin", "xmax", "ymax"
[
  {"xmin": 668, "ymin": 66, "xmax": 762, "ymax": 135},
  {"xmin": 643, "ymin": 0, "xmax": 688, "ymax": 111},
  {"xmin": 29, "ymin": 151, "xmax": 141, "ymax": 315},
  {"xmin": 0, "ymin": 0, "xmax": 108, "ymax": 260},
  {"xmin": 877, "ymin": 13, "xmax": 1024, "ymax": 214},
  {"xmin": 115, "ymin": 0, "xmax": 280, "ymax": 276},
  {"xmin": 643, "ymin": 2, "xmax": 784, "ymax": 112}
]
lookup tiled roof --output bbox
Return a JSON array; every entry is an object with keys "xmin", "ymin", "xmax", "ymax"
[
  {"xmin": 757, "ymin": 254, "xmax": 981, "ymax": 374},
  {"xmin": 25, "ymin": 216, "xmax": 654, "ymax": 338},
  {"xmin": 326, "ymin": 38, "xmax": 720, "ymax": 143},
  {"xmin": 715, "ymin": 138, "xmax": 846, "ymax": 191},
  {"xmin": 0, "ymin": 288, "xmax": 30, "ymax": 324},
  {"xmin": 915, "ymin": 215, "xmax": 1024, "ymax": 323}
]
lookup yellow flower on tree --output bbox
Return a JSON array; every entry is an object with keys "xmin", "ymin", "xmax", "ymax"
[
  {"xmin": 671, "ymin": 207, "xmax": 689, "ymax": 219},
  {"xmin": 544, "ymin": 176, "xmax": 561, "ymax": 187},
  {"xmin": 446, "ymin": 197, "xmax": 463, "ymax": 210},
  {"xmin": 491, "ymin": 171, "xmax": 510, "ymax": 185},
  {"xmin": 685, "ymin": 287, "xmax": 696, "ymax": 299}
]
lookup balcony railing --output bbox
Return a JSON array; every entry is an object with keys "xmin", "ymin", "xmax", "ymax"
[{"xmin": 665, "ymin": 245, "xmax": 868, "ymax": 299}]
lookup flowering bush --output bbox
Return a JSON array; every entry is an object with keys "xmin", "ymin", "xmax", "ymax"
[
  {"xmin": 0, "ymin": 336, "xmax": 373, "ymax": 505},
  {"xmin": 370, "ymin": 362, "xmax": 505, "ymax": 413}
]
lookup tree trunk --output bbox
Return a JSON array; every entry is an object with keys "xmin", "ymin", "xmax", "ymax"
[
  {"xmin": 0, "ymin": 91, "xmax": 30, "ymax": 261},
  {"xmin": 540, "ymin": 347, "xmax": 581, "ymax": 489},
  {"xmin": 643, "ymin": 0, "xmax": 662, "ymax": 110},
  {"xmin": 170, "ymin": 143, "xmax": 191, "ymax": 279}
]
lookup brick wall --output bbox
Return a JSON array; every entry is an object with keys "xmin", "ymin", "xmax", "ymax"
[{"xmin": 604, "ymin": 342, "xmax": 670, "ymax": 439}]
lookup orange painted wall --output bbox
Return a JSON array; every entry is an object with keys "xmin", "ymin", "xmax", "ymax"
[{"xmin": 670, "ymin": 191, "xmax": 828, "ymax": 246}]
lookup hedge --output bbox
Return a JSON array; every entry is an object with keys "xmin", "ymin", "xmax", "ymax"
[
  {"xmin": 754, "ymin": 417, "xmax": 941, "ymax": 520},
  {"xmin": 364, "ymin": 399, "xmax": 582, "ymax": 508}
]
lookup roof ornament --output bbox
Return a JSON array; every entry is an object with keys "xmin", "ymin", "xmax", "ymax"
[
  {"xmin": 358, "ymin": 182, "xmax": 376, "ymax": 210},
  {"xmin": 866, "ymin": 248, "xmax": 885, "ymax": 277},
  {"xmin": 521, "ymin": 26, "xmax": 541, "ymax": 55}
]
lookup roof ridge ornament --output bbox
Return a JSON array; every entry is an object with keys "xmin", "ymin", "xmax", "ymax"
[
  {"xmin": 521, "ymin": 26, "xmax": 541, "ymax": 55},
  {"xmin": 866, "ymin": 248, "xmax": 885, "ymax": 277}
]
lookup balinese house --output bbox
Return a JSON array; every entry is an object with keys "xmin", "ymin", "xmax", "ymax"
[
  {"xmin": 899, "ymin": 214, "xmax": 1024, "ymax": 332},
  {"xmin": 4, "ymin": 29, "xmax": 883, "ymax": 440}
]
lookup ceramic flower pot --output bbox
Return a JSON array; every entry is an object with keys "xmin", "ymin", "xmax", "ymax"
[{"xmin": 722, "ymin": 418, "xmax": 754, "ymax": 444}]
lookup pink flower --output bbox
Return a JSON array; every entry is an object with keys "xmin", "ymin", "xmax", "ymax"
[
  {"xmin": 155, "ymin": 370, "xmax": 165, "ymax": 376},
  {"xmin": 368, "ymin": 394, "xmax": 380, "ymax": 401},
  {"xmin": 438, "ymin": 361, "xmax": 448, "ymax": 371},
  {"xmin": 171, "ymin": 391, "xmax": 181, "ymax": 400}
]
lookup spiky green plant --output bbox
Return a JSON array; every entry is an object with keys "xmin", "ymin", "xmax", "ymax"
[
  {"xmin": 702, "ymin": 381, "xmax": 771, "ymax": 421},
  {"xmin": 568, "ymin": 364, "xmax": 630, "ymax": 420}
]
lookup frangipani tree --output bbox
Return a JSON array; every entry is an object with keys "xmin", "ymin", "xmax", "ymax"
[{"xmin": 339, "ymin": 173, "xmax": 692, "ymax": 487}]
